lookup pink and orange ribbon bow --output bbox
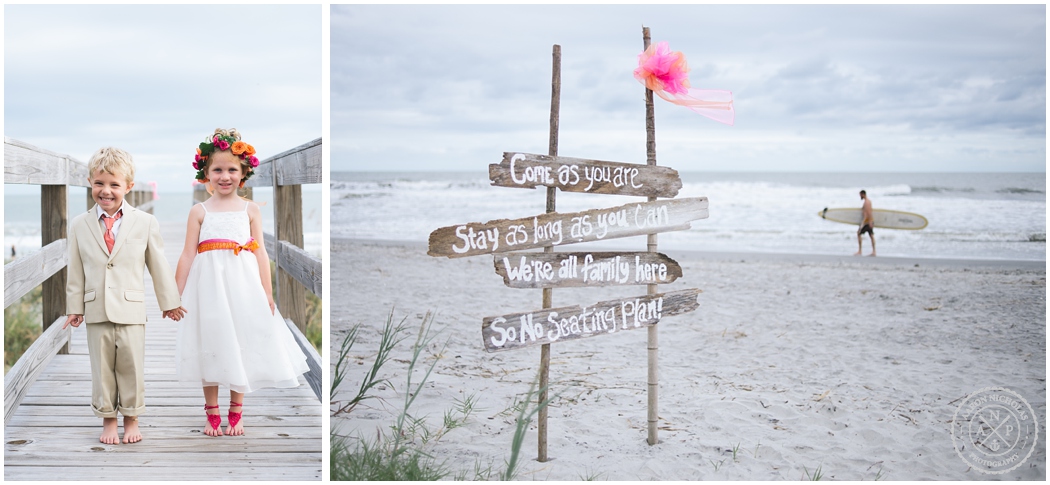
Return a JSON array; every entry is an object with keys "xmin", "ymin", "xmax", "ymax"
[{"xmin": 634, "ymin": 41, "xmax": 735, "ymax": 125}]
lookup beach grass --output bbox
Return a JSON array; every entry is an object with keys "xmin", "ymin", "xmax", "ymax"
[
  {"xmin": 269, "ymin": 261, "xmax": 322, "ymax": 352},
  {"xmin": 4, "ymin": 285, "xmax": 43, "ymax": 374},
  {"xmin": 804, "ymin": 463, "xmax": 825, "ymax": 481},
  {"xmin": 330, "ymin": 311, "xmax": 448, "ymax": 480},
  {"xmin": 330, "ymin": 310, "xmax": 552, "ymax": 481},
  {"xmin": 304, "ymin": 291, "xmax": 322, "ymax": 351}
]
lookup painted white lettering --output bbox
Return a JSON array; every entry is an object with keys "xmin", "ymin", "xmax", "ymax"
[
  {"xmin": 532, "ymin": 217, "xmax": 564, "ymax": 245},
  {"xmin": 505, "ymin": 224, "xmax": 528, "ymax": 246},
  {"xmin": 595, "ymin": 209, "xmax": 627, "ymax": 239},
  {"xmin": 532, "ymin": 260, "xmax": 554, "ymax": 281},
  {"xmin": 519, "ymin": 314, "xmax": 540, "ymax": 343},
  {"xmin": 489, "ymin": 317, "xmax": 509, "ymax": 347},
  {"xmin": 503, "ymin": 257, "xmax": 525, "ymax": 281},
  {"xmin": 547, "ymin": 312, "xmax": 561, "ymax": 341},
  {"xmin": 570, "ymin": 215, "xmax": 593, "ymax": 240},
  {"xmin": 635, "ymin": 204, "xmax": 670, "ymax": 228},
  {"xmin": 452, "ymin": 226, "xmax": 471, "ymax": 254},
  {"xmin": 509, "ymin": 154, "xmax": 527, "ymax": 185}
]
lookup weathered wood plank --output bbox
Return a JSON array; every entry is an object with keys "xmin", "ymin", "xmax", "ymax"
[
  {"xmin": 490, "ymin": 152, "xmax": 682, "ymax": 198},
  {"xmin": 494, "ymin": 251, "xmax": 682, "ymax": 288},
  {"xmin": 481, "ymin": 288, "xmax": 700, "ymax": 352},
  {"xmin": 4, "ymin": 317, "xmax": 72, "ymax": 425},
  {"xmin": 41, "ymin": 185, "xmax": 68, "ymax": 354},
  {"xmin": 285, "ymin": 318, "xmax": 321, "ymax": 401},
  {"xmin": 126, "ymin": 188, "xmax": 155, "ymax": 214},
  {"xmin": 244, "ymin": 138, "xmax": 322, "ymax": 187},
  {"xmin": 428, "ymin": 197, "xmax": 708, "ymax": 258},
  {"xmin": 7, "ymin": 414, "xmax": 320, "ymax": 428},
  {"xmin": 25, "ymin": 380, "xmax": 313, "ymax": 396},
  {"xmin": 3, "ymin": 451, "xmax": 322, "ymax": 466},
  {"xmin": 3, "ymin": 466, "xmax": 321, "ymax": 481},
  {"xmin": 4, "ymin": 137, "xmax": 90, "ymax": 187},
  {"xmin": 11, "ymin": 404, "xmax": 319, "ymax": 417},
  {"xmin": 4, "ymin": 240, "xmax": 66, "ymax": 308},
  {"xmin": 275, "ymin": 138, "xmax": 322, "ymax": 186},
  {"xmin": 3, "ymin": 426, "xmax": 320, "ymax": 442},
  {"xmin": 19, "ymin": 394, "xmax": 311, "ymax": 406},
  {"xmin": 273, "ymin": 178, "xmax": 308, "ymax": 330},
  {"xmin": 264, "ymin": 231, "xmax": 322, "ymax": 297},
  {"xmin": 243, "ymin": 158, "xmax": 274, "ymax": 188}
]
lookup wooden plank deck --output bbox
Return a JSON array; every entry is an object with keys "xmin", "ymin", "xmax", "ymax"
[{"xmin": 4, "ymin": 222, "xmax": 322, "ymax": 481}]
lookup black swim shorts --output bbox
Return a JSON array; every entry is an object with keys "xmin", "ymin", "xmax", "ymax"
[{"xmin": 858, "ymin": 224, "xmax": 874, "ymax": 235}]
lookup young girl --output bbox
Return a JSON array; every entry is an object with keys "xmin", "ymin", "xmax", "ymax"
[{"xmin": 175, "ymin": 128, "xmax": 309, "ymax": 437}]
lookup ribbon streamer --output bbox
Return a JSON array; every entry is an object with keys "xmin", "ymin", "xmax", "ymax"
[{"xmin": 634, "ymin": 41, "xmax": 735, "ymax": 126}]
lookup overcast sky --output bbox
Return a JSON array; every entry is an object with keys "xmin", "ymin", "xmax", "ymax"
[
  {"xmin": 332, "ymin": 4, "xmax": 1045, "ymax": 173},
  {"xmin": 5, "ymin": 4, "xmax": 322, "ymax": 194}
]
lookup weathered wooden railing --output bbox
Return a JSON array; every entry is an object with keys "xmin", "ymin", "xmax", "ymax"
[
  {"xmin": 3, "ymin": 137, "xmax": 155, "ymax": 425},
  {"xmin": 193, "ymin": 138, "xmax": 322, "ymax": 399}
]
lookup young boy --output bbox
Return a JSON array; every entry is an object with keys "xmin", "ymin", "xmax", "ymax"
[{"xmin": 63, "ymin": 147, "xmax": 185, "ymax": 445}]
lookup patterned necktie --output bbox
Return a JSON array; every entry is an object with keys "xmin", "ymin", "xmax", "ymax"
[{"xmin": 103, "ymin": 210, "xmax": 122, "ymax": 253}]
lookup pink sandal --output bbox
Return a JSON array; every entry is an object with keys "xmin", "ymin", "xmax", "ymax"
[
  {"xmin": 204, "ymin": 404, "xmax": 222, "ymax": 434},
  {"xmin": 228, "ymin": 401, "xmax": 243, "ymax": 430}
]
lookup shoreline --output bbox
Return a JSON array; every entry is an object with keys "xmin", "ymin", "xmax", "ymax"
[{"xmin": 333, "ymin": 236, "xmax": 1046, "ymax": 270}]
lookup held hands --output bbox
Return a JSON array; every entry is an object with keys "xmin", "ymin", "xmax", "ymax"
[
  {"xmin": 63, "ymin": 314, "xmax": 84, "ymax": 329},
  {"xmin": 163, "ymin": 306, "xmax": 188, "ymax": 322}
]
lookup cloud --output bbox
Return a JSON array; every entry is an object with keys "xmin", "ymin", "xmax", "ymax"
[
  {"xmin": 5, "ymin": 5, "xmax": 322, "ymax": 192},
  {"xmin": 332, "ymin": 4, "xmax": 1045, "ymax": 172}
]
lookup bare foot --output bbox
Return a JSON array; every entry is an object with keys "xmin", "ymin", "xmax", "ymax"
[
  {"xmin": 225, "ymin": 403, "xmax": 244, "ymax": 436},
  {"xmin": 122, "ymin": 416, "xmax": 142, "ymax": 444},
  {"xmin": 205, "ymin": 406, "xmax": 224, "ymax": 437},
  {"xmin": 853, "ymin": 251, "xmax": 862, "ymax": 256},
  {"xmin": 869, "ymin": 252, "xmax": 877, "ymax": 257},
  {"xmin": 100, "ymin": 417, "xmax": 120, "ymax": 445}
]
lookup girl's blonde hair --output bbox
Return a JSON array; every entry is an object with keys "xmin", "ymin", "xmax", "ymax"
[{"xmin": 211, "ymin": 127, "xmax": 242, "ymax": 144}]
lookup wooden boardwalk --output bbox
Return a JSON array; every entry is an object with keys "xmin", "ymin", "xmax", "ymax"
[{"xmin": 4, "ymin": 222, "xmax": 322, "ymax": 481}]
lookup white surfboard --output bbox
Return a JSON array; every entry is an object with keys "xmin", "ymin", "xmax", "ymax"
[{"xmin": 818, "ymin": 207, "xmax": 928, "ymax": 230}]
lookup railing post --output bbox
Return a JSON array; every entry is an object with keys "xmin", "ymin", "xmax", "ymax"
[
  {"xmin": 41, "ymin": 185, "xmax": 68, "ymax": 354},
  {"xmin": 273, "ymin": 170, "xmax": 307, "ymax": 331}
]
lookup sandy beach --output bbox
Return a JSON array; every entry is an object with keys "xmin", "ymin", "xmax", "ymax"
[{"xmin": 331, "ymin": 238, "xmax": 1045, "ymax": 480}]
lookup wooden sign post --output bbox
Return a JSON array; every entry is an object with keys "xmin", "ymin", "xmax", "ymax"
[
  {"xmin": 642, "ymin": 26, "xmax": 661, "ymax": 446},
  {"xmin": 427, "ymin": 32, "xmax": 708, "ymax": 459},
  {"xmin": 537, "ymin": 44, "xmax": 561, "ymax": 463}
]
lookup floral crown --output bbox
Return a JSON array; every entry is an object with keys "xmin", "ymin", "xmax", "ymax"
[{"xmin": 193, "ymin": 134, "xmax": 261, "ymax": 187}]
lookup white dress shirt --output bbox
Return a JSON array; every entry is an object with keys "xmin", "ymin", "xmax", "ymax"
[{"xmin": 96, "ymin": 201, "xmax": 127, "ymax": 239}]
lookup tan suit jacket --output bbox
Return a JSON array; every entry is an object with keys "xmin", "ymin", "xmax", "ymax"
[{"xmin": 66, "ymin": 204, "xmax": 181, "ymax": 324}]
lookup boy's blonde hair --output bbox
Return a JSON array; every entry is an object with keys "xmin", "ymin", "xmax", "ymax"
[{"xmin": 87, "ymin": 147, "xmax": 135, "ymax": 184}]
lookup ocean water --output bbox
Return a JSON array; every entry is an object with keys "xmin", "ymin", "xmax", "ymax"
[
  {"xmin": 332, "ymin": 171, "xmax": 1046, "ymax": 261},
  {"xmin": 3, "ymin": 186, "xmax": 322, "ymax": 258}
]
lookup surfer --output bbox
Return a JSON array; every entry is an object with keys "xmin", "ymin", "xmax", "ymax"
[{"xmin": 855, "ymin": 190, "xmax": 876, "ymax": 256}]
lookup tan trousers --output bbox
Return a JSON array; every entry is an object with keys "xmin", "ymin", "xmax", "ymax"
[{"xmin": 86, "ymin": 322, "xmax": 146, "ymax": 418}]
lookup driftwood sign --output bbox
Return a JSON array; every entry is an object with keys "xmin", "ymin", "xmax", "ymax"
[
  {"xmin": 489, "ymin": 152, "xmax": 682, "ymax": 198},
  {"xmin": 428, "ymin": 197, "xmax": 708, "ymax": 258},
  {"xmin": 494, "ymin": 251, "xmax": 682, "ymax": 288},
  {"xmin": 481, "ymin": 288, "xmax": 700, "ymax": 352}
]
